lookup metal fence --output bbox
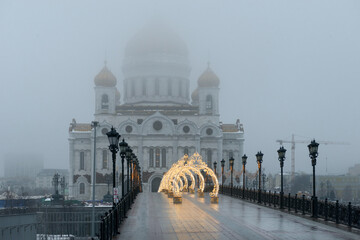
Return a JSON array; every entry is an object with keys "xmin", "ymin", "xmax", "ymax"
[
  {"xmin": 36, "ymin": 206, "xmax": 111, "ymax": 238},
  {"xmin": 100, "ymin": 186, "xmax": 140, "ymax": 240},
  {"xmin": 220, "ymin": 185, "xmax": 360, "ymax": 229}
]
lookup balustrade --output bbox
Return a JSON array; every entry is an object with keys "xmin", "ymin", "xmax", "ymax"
[{"xmin": 220, "ymin": 185, "xmax": 360, "ymax": 229}]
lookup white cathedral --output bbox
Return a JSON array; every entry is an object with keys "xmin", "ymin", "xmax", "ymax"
[{"xmin": 68, "ymin": 23, "xmax": 245, "ymax": 200}]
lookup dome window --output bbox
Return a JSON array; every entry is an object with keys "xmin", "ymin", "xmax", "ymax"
[
  {"xmin": 179, "ymin": 79, "xmax": 183, "ymax": 97},
  {"xmin": 168, "ymin": 79, "xmax": 172, "ymax": 96},
  {"xmin": 142, "ymin": 79, "xmax": 147, "ymax": 96},
  {"xmin": 131, "ymin": 81, "xmax": 135, "ymax": 97},
  {"xmin": 101, "ymin": 94, "xmax": 109, "ymax": 110},
  {"xmin": 155, "ymin": 79, "xmax": 160, "ymax": 95},
  {"xmin": 206, "ymin": 128, "xmax": 213, "ymax": 136}
]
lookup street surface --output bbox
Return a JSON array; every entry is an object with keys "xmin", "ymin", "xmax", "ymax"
[{"xmin": 117, "ymin": 192, "xmax": 359, "ymax": 240}]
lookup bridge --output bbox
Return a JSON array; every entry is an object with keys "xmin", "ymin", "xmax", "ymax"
[
  {"xmin": 99, "ymin": 151, "xmax": 360, "ymax": 240},
  {"xmin": 112, "ymin": 191, "xmax": 359, "ymax": 240}
]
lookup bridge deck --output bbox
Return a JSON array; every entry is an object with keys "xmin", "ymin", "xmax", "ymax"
[{"xmin": 117, "ymin": 192, "xmax": 359, "ymax": 240}]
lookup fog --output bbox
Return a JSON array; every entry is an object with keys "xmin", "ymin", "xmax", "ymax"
[{"xmin": 0, "ymin": 0, "xmax": 359, "ymax": 176}]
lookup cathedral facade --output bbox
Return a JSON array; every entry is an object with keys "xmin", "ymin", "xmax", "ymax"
[{"xmin": 68, "ymin": 24, "xmax": 244, "ymax": 200}]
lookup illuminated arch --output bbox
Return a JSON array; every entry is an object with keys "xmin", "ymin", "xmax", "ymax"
[{"xmin": 158, "ymin": 152, "xmax": 219, "ymax": 199}]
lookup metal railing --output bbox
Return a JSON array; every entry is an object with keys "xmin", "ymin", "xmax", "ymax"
[
  {"xmin": 220, "ymin": 185, "xmax": 360, "ymax": 229},
  {"xmin": 99, "ymin": 185, "xmax": 140, "ymax": 240}
]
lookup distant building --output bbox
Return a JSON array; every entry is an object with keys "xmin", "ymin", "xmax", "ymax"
[
  {"xmin": 4, "ymin": 154, "xmax": 43, "ymax": 179},
  {"xmin": 274, "ymin": 172, "xmax": 292, "ymax": 191},
  {"xmin": 35, "ymin": 169, "xmax": 69, "ymax": 190},
  {"xmin": 314, "ymin": 175, "xmax": 360, "ymax": 202},
  {"xmin": 348, "ymin": 164, "xmax": 360, "ymax": 176},
  {"xmin": 68, "ymin": 22, "xmax": 245, "ymax": 201}
]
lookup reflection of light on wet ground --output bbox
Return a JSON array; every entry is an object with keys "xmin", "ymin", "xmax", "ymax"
[{"xmin": 117, "ymin": 192, "xmax": 360, "ymax": 240}]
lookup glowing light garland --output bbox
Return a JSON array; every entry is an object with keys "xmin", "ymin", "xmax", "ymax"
[{"xmin": 158, "ymin": 152, "xmax": 219, "ymax": 198}]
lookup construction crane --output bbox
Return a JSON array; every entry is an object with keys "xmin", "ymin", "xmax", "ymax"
[{"xmin": 276, "ymin": 134, "xmax": 349, "ymax": 181}]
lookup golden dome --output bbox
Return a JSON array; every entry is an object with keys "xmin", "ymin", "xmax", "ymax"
[
  {"xmin": 198, "ymin": 64, "xmax": 220, "ymax": 87},
  {"xmin": 191, "ymin": 88, "xmax": 199, "ymax": 101},
  {"xmin": 94, "ymin": 64, "xmax": 117, "ymax": 87}
]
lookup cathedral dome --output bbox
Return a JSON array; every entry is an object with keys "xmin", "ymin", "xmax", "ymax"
[
  {"xmin": 125, "ymin": 22, "xmax": 188, "ymax": 58},
  {"xmin": 191, "ymin": 88, "xmax": 199, "ymax": 102},
  {"xmin": 122, "ymin": 21, "xmax": 191, "ymax": 105},
  {"xmin": 94, "ymin": 65, "xmax": 117, "ymax": 87},
  {"xmin": 198, "ymin": 65, "xmax": 220, "ymax": 88}
]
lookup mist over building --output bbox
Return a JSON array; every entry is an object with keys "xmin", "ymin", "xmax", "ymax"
[
  {"xmin": 4, "ymin": 154, "xmax": 43, "ymax": 179},
  {"xmin": 68, "ymin": 22, "xmax": 245, "ymax": 200}
]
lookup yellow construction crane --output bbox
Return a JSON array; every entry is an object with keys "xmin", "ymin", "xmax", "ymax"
[{"xmin": 276, "ymin": 134, "xmax": 349, "ymax": 181}]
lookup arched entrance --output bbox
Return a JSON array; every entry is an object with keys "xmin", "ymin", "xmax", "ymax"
[{"xmin": 151, "ymin": 177, "xmax": 162, "ymax": 192}]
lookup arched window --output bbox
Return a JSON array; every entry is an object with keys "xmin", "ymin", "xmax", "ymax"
[
  {"xmin": 102, "ymin": 150, "xmax": 108, "ymax": 169},
  {"xmin": 79, "ymin": 183, "xmax": 85, "ymax": 194},
  {"xmin": 161, "ymin": 148, "xmax": 166, "ymax": 168},
  {"xmin": 124, "ymin": 82, "xmax": 127, "ymax": 98},
  {"xmin": 149, "ymin": 149, "xmax": 154, "ymax": 167},
  {"xmin": 80, "ymin": 152, "xmax": 85, "ymax": 170},
  {"xmin": 155, "ymin": 148, "xmax": 160, "ymax": 167},
  {"xmin": 131, "ymin": 81, "xmax": 135, "ymax": 97},
  {"xmin": 207, "ymin": 149, "xmax": 212, "ymax": 167},
  {"xmin": 184, "ymin": 147, "xmax": 189, "ymax": 156},
  {"xmin": 155, "ymin": 79, "xmax": 159, "ymax": 95},
  {"xmin": 179, "ymin": 79, "xmax": 183, "ymax": 97},
  {"xmin": 101, "ymin": 94, "xmax": 109, "ymax": 110},
  {"xmin": 142, "ymin": 78, "xmax": 146, "ymax": 96},
  {"xmin": 168, "ymin": 79, "xmax": 172, "ymax": 96},
  {"xmin": 206, "ymin": 95, "xmax": 213, "ymax": 110}
]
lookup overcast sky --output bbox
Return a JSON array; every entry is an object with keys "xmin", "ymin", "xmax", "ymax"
[{"xmin": 0, "ymin": 0, "xmax": 359, "ymax": 176}]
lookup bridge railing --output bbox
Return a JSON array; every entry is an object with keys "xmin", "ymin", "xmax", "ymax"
[
  {"xmin": 99, "ymin": 185, "xmax": 141, "ymax": 240},
  {"xmin": 220, "ymin": 185, "xmax": 360, "ymax": 229}
]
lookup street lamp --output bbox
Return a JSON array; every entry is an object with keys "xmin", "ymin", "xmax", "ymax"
[
  {"xmin": 221, "ymin": 159, "xmax": 225, "ymax": 194},
  {"xmin": 106, "ymin": 127, "xmax": 120, "ymax": 206},
  {"xmin": 308, "ymin": 139, "xmax": 319, "ymax": 217},
  {"xmin": 90, "ymin": 121, "xmax": 98, "ymax": 238},
  {"xmin": 256, "ymin": 151, "xmax": 263, "ymax": 203},
  {"xmin": 132, "ymin": 158, "xmax": 137, "ymax": 189},
  {"xmin": 130, "ymin": 152, "xmax": 135, "ymax": 193},
  {"xmin": 52, "ymin": 173, "xmax": 60, "ymax": 196},
  {"xmin": 229, "ymin": 157, "xmax": 234, "ymax": 196},
  {"xmin": 213, "ymin": 161, "xmax": 217, "ymax": 176},
  {"xmin": 277, "ymin": 146, "xmax": 286, "ymax": 209},
  {"xmin": 119, "ymin": 139, "xmax": 128, "ymax": 198},
  {"xmin": 125, "ymin": 146, "xmax": 133, "ymax": 194},
  {"xmin": 60, "ymin": 176, "xmax": 66, "ymax": 197},
  {"xmin": 242, "ymin": 154, "xmax": 247, "ymax": 198}
]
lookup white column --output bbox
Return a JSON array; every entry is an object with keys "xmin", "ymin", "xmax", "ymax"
[
  {"xmin": 217, "ymin": 138, "xmax": 223, "ymax": 164},
  {"xmin": 68, "ymin": 138, "xmax": 75, "ymax": 198}
]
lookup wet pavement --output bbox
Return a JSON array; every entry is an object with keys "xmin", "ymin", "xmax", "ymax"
[{"xmin": 117, "ymin": 192, "xmax": 360, "ymax": 240}]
